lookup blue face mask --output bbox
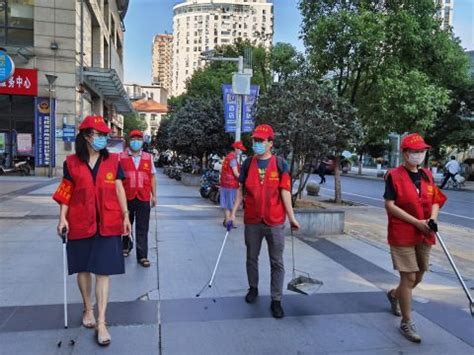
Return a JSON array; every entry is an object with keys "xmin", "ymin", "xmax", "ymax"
[
  {"xmin": 130, "ymin": 140, "xmax": 143, "ymax": 152},
  {"xmin": 91, "ymin": 136, "xmax": 108, "ymax": 151},
  {"xmin": 252, "ymin": 142, "xmax": 266, "ymax": 155}
]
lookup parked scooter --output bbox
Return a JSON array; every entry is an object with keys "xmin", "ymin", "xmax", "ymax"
[
  {"xmin": 200, "ymin": 168, "xmax": 220, "ymax": 199},
  {"xmin": 0, "ymin": 157, "xmax": 31, "ymax": 176}
]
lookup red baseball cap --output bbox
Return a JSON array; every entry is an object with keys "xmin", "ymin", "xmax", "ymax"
[
  {"xmin": 79, "ymin": 115, "xmax": 111, "ymax": 133},
  {"xmin": 129, "ymin": 129, "xmax": 144, "ymax": 138},
  {"xmin": 232, "ymin": 141, "xmax": 247, "ymax": 152},
  {"xmin": 252, "ymin": 124, "xmax": 274, "ymax": 140},
  {"xmin": 400, "ymin": 133, "xmax": 431, "ymax": 150}
]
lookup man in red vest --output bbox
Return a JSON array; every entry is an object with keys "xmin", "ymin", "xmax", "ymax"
[
  {"xmin": 384, "ymin": 133, "xmax": 446, "ymax": 343},
  {"xmin": 229, "ymin": 124, "xmax": 300, "ymax": 319},
  {"xmin": 120, "ymin": 129, "xmax": 157, "ymax": 267},
  {"xmin": 220, "ymin": 141, "xmax": 246, "ymax": 227}
]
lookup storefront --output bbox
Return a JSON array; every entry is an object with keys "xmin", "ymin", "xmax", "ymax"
[{"xmin": 0, "ymin": 67, "xmax": 37, "ymax": 170}]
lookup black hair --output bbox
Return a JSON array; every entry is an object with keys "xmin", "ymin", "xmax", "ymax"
[
  {"xmin": 75, "ymin": 128, "xmax": 109, "ymax": 163},
  {"xmin": 451, "ymin": 156, "xmax": 455, "ymax": 160}
]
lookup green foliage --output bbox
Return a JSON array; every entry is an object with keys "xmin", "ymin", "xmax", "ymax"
[{"xmin": 123, "ymin": 112, "xmax": 147, "ymax": 137}]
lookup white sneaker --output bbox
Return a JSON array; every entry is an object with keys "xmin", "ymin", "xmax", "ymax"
[{"xmin": 400, "ymin": 321, "xmax": 421, "ymax": 343}]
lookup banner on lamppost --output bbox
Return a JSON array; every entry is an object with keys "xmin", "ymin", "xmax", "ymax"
[
  {"xmin": 222, "ymin": 84, "xmax": 259, "ymax": 133},
  {"xmin": 35, "ymin": 97, "xmax": 56, "ymax": 167}
]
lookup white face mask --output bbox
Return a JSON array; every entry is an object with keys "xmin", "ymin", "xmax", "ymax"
[{"xmin": 407, "ymin": 152, "xmax": 426, "ymax": 166}]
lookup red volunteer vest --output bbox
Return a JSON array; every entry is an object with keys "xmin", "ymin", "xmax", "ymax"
[
  {"xmin": 387, "ymin": 166, "xmax": 446, "ymax": 246},
  {"xmin": 220, "ymin": 152, "xmax": 240, "ymax": 189},
  {"xmin": 65, "ymin": 154, "xmax": 123, "ymax": 240},
  {"xmin": 120, "ymin": 151, "xmax": 153, "ymax": 202},
  {"xmin": 244, "ymin": 155, "xmax": 286, "ymax": 226}
]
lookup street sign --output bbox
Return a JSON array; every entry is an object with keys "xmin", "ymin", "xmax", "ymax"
[
  {"xmin": 35, "ymin": 97, "xmax": 56, "ymax": 167},
  {"xmin": 223, "ymin": 84, "xmax": 238, "ymax": 133},
  {"xmin": 62, "ymin": 124, "xmax": 76, "ymax": 142},
  {"xmin": 0, "ymin": 50, "xmax": 15, "ymax": 82}
]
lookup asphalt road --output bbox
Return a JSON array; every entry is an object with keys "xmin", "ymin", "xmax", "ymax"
[{"xmin": 312, "ymin": 174, "xmax": 474, "ymax": 229}]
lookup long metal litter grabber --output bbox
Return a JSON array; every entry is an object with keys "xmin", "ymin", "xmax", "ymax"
[
  {"xmin": 287, "ymin": 228, "xmax": 323, "ymax": 295},
  {"xmin": 428, "ymin": 219, "xmax": 474, "ymax": 316},
  {"xmin": 61, "ymin": 228, "xmax": 68, "ymax": 328},
  {"xmin": 196, "ymin": 222, "xmax": 232, "ymax": 297}
]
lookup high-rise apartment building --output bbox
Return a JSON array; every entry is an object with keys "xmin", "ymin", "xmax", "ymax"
[
  {"xmin": 152, "ymin": 34, "xmax": 173, "ymax": 95},
  {"xmin": 172, "ymin": 0, "xmax": 273, "ymax": 96},
  {"xmin": 437, "ymin": 0, "xmax": 454, "ymax": 30}
]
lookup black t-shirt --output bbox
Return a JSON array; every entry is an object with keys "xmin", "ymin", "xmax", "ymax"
[
  {"xmin": 63, "ymin": 156, "xmax": 125, "ymax": 183},
  {"xmin": 383, "ymin": 168, "xmax": 422, "ymax": 200}
]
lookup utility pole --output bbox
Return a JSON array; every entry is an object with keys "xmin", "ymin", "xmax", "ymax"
[{"xmin": 45, "ymin": 74, "xmax": 58, "ymax": 178}]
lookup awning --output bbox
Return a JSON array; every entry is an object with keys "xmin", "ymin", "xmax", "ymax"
[{"xmin": 83, "ymin": 67, "xmax": 133, "ymax": 114}]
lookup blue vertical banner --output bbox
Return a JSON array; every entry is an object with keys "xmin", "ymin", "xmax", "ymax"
[
  {"xmin": 35, "ymin": 97, "xmax": 56, "ymax": 167},
  {"xmin": 222, "ymin": 84, "xmax": 259, "ymax": 133},
  {"xmin": 222, "ymin": 84, "xmax": 237, "ymax": 133},
  {"xmin": 242, "ymin": 85, "xmax": 259, "ymax": 133}
]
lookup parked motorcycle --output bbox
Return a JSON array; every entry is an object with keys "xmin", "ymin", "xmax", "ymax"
[{"xmin": 200, "ymin": 169, "xmax": 220, "ymax": 199}]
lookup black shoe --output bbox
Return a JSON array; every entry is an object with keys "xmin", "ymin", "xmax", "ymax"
[
  {"xmin": 245, "ymin": 287, "xmax": 258, "ymax": 303},
  {"xmin": 271, "ymin": 300, "xmax": 284, "ymax": 318}
]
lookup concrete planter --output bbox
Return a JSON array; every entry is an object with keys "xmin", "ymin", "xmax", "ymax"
[
  {"xmin": 293, "ymin": 208, "xmax": 345, "ymax": 237},
  {"xmin": 181, "ymin": 173, "xmax": 202, "ymax": 186}
]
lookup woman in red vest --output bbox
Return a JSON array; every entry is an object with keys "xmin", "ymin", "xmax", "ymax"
[
  {"xmin": 384, "ymin": 133, "xmax": 446, "ymax": 343},
  {"xmin": 220, "ymin": 141, "xmax": 246, "ymax": 227},
  {"xmin": 53, "ymin": 116, "xmax": 131, "ymax": 346},
  {"xmin": 229, "ymin": 124, "xmax": 300, "ymax": 319}
]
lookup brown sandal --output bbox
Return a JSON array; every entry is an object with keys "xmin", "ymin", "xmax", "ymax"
[{"xmin": 139, "ymin": 258, "xmax": 151, "ymax": 267}]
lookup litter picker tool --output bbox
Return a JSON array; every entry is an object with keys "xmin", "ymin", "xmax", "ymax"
[
  {"xmin": 196, "ymin": 221, "xmax": 232, "ymax": 297},
  {"xmin": 287, "ymin": 228, "xmax": 323, "ymax": 295},
  {"xmin": 61, "ymin": 227, "xmax": 68, "ymax": 328},
  {"xmin": 428, "ymin": 219, "xmax": 474, "ymax": 316}
]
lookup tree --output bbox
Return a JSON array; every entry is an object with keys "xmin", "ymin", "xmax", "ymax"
[
  {"xmin": 256, "ymin": 74, "xmax": 362, "ymax": 204},
  {"xmin": 299, "ymin": 0, "xmax": 470, "ymax": 169},
  {"xmin": 123, "ymin": 112, "xmax": 147, "ymax": 137},
  {"xmin": 154, "ymin": 115, "xmax": 172, "ymax": 152}
]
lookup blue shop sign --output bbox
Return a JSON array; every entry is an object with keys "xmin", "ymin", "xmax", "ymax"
[
  {"xmin": 63, "ymin": 124, "xmax": 76, "ymax": 142},
  {"xmin": 0, "ymin": 50, "xmax": 15, "ymax": 82}
]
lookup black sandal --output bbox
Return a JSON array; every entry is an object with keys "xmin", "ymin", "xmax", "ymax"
[
  {"xmin": 139, "ymin": 258, "xmax": 151, "ymax": 267},
  {"xmin": 123, "ymin": 250, "xmax": 130, "ymax": 257}
]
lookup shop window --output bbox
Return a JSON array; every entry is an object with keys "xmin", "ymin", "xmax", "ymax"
[{"xmin": 0, "ymin": 0, "xmax": 34, "ymax": 46}]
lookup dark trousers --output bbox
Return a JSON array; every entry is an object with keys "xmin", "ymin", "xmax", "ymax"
[
  {"xmin": 318, "ymin": 173, "xmax": 326, "ymax": 184},
  {"xmin": 440, "ymin": 173, "xmax": 456, "ymax": 188},
  {"xmin": 123, "ymin": 198, "xmax": 151, "ymax": 260},
  {"xmin": 244, "ymin": 223, "xmax": 285, "ymax": 301}
]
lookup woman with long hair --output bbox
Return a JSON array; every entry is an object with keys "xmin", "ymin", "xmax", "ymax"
[{"xmin": 53, "ymin": 115, "xmax": 131, "ymax": 346}]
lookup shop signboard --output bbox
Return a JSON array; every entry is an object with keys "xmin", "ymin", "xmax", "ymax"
[
  {"xmin": 35, "ymin": 98, "xmax": 56, "ymax": 167},
  {"xmin": 0, "ymin": 50, "xmax": 15, "ymax": 82},
  {"xmin": 0, "ymin": 68, "xmax": 38, "ymax": 96}
]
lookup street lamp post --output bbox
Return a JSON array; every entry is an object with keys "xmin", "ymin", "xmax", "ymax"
[
  {"xmin": 45, "ymin": 74, "xmax": 58, "ymax": 178},
  {"xmin": 200, "ymin": 51, "xmax": 250, "ymax": 143}
]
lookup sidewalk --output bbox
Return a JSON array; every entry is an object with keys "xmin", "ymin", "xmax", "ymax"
[
  {"xmin": 346, "ymin": 167, "xmax": 474, "ymax": 192},
  {"xmin": 0, "ymin": 171, "xmax": 473, "ymax": 354}
]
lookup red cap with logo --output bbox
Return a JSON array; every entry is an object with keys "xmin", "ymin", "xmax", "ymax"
[
  {"xmin": 129, "ymin": 129, "xmax": 144, "ymax": 138},
  {"xmin": 79, "ymin": 115, "xmax": 111, "ymax": 133},
  {"xmin": 400, "ymin": 133, "xmax": 431, "ymax": 150},
  {"xmin": 252, "ymin": 124, "xmax": 275, "ymax": 140},
  {"xmin": 232, "ymin": 141, "xmax": 247, "ymax": 151}
]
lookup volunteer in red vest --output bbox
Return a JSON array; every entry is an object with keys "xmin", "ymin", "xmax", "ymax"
[
  {"xmin": 53, "ymin": 115, "xmax": 131, "ymax": 346},
  {"xmin": 220, "ymin": 141, "xmax": 246, "ymax": 227},
  {"xmin": 229, "ymin": 124, "xmax": 300, "ymax": 319},
  {"xmin": 384, "ymin": 133, "xmax": 447, "ymax": 343},
  {"xmin": 120, "ymin": 129, "xmax": 157, "ymax": 267}
]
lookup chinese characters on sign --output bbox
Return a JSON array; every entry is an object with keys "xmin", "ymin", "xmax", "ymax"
[
  {"xmin": 35, "ymin": 98, "xmax": 56, "ymax": 167},
  {"xmin": 17, "ymin": 134, "xmax": 33, "ymax": 154},
  {"xmin": 222, "ymin": 84, "xmax": 260, "ymax": 133},
  {"xmin": 0, "ymin": 68, "xmax": 38, "ymax": 96}
]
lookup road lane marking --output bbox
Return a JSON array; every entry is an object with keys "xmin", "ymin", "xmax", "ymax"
[{"xmin": 320, "ymin": 188, "xmax": 474, "ymax": 221}]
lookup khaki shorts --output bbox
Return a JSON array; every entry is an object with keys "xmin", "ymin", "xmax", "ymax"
[{"xmin": 390, "ymin": 243, "xmax": 432, "ymax": 273}]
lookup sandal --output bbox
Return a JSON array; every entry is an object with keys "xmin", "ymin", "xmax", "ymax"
[
  {"xmin": 139, "ymin": 258, "xmax": 151, "ymax": 267},
  {"xmin": 95, "ymin": 322, "xmax": 111, "ymax": 346},
  {"xmin": 123, "ymin": 249, "xmax": 130, "ymax": 257},
  {"xmin": 82, "ymin": 309, "xmax": 96, "ymax": 329}
]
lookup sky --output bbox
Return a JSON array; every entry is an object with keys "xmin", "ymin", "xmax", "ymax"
[{"xmin": 124, "ymin": 0, "xmax": 474, "ymax": 85}]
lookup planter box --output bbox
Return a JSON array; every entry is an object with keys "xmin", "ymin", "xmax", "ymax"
[
  {"xmin": 293, "ymin": 208, "xmax": 345, "ymax": 237},
  {"xmin": 181, "ymin": 173, "xmax": 202, "ymax": 186}
]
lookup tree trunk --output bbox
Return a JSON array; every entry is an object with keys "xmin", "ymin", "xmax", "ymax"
[
  {"xmin": 298, "ymin": 159, "xmax": 305, "ymax": 200},
  {"xmin": 334, "ymin": 155, "xmax": 342, "ymax": 204},
  {"xmin": 358, "ymin": 153, "xmax": 363, "ymax": 175}
]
